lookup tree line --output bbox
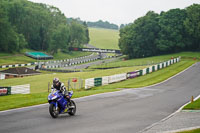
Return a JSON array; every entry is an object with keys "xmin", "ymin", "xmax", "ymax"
[
  {"xmin": 87, "ymin": 20, "xmax": 119, "ymax": 30},
  {"xmin": 0, "ymin": 0, "xmax": 89, "ymax": 54},
  {"xmin": 119, "ymin": 4, "xmax": 200, "ymax": 58},
  {"xmin": 68, "ymin": 18, "xmax": 119, "ymax": 30}
]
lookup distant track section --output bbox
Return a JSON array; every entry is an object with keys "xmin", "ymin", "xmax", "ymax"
[{"xmin": 69, "ymin": 47, "xmax": 121, "ymax": 54}]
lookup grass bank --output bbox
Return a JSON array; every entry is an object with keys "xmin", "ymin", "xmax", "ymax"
[{"xmin": 89, "ymin": 27, "xmax": 119, "ymax": 49}]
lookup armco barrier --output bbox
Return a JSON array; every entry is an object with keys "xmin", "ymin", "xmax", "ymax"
[
  {"xmin": 11, "ymin": 84, "xmax": 30, "ymax": 94},
  {"xmin": 152, "ymin": 66, "xmax": 155, "ymax": 72},
  {"xmin": 0, "ymin": 62, "xmax": 37, "ymax": 69},
  {"xmin": 157, "ymin": 64, "xmax": 160, "ymax": 70},
  {"xmin": 85, "ymin": 78, "xmax": 95, "ymax": 89},
  {"xmin": 149, "ymin": 66, "xmax": 152, "ymax": 73},
  {"xmin": 139, "ymin": 70, "xmax": 143, "ymax": 76},
  {"xmin": 108, "ymin": 73, "xmax": 126, "ymax": 83},
  {"xmin": 163, "ymin": 62, "xmax": 165, "ymax": 68},
  {"xmin": 155, "ymin": 65, "xmax": 158, "ymax": 71},
  {"xmin": 127, "ymin": 71, "xmax": 139, "ymax": 79},
  {"xmin": 168, "ymin": 60, "xmax": 170, "ymax": 66},
  {"xmin": 142, "ymin": 68, "xmax": 147, "ymax": 75},
  {"xmin": 146, "ymin": 68, "xmax": 149, "ymax": 74},
  {"xmin": 171, "ymin": 59, "xmax": 173, "ymax": 64},
  {"xmin": 102, "ymin": 76, "xmax": 109, "ymax": 85},
  {"xmin": 94, "ymin": 78, "xmax": 102, "ymax": 86},
  {"xmin": 160, "ymin": 63, "xmax": 163, "ymax": 69}
]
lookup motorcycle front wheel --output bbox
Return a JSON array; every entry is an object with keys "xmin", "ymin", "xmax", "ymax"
[
  {"xmin": 68, "ymin": 100, "xmax": 76, "ymax": 116},
  {"xmin": 49, "ymin": 104, "xmax": 59, "ymax": 118}
]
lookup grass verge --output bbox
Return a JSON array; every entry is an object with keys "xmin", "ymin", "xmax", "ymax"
[
  {"xmin": 177, "ymin": 128, "xmax": 200, "ymax": 133},
  {"xmin": 183, "ymin": 98, "xmax": 200, "ymax": 110}
]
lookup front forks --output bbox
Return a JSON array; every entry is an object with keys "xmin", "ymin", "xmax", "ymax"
[{"xmin": 55, "ymin": 102, "xmax": 58, "ymax": 110}]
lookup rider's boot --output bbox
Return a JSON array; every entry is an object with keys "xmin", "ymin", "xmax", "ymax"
[{"xmin": 65, "ymin": 95, "xmax": 75, "ymax": 109}]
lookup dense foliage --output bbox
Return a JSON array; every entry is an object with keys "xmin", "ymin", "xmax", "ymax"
[
  {"xmin": 87, "ymin": 20, "xmax": 118, "ymax": 30},
  {"xmin": 119, "ymin": 4, "xmax": 200, "ymax": 58},
  {"xmin": 0, "ymin": 0, "xmax": 89, "ymax": 54}
]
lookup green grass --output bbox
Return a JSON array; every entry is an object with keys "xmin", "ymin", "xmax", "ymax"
[
  {"xmin": 90, "ymin": 52, "xmax": 200, "ymax": 69},
  {"xmin": 0, "ymin": 50, "xmax": 91, "ymax": 66},
  {"xmin": 0, "ymin": 53, "xmax": 35, "ymax": 65},
  {"xmin": 89, "ymin": 27, "xmax": 119, "ymax": 49},
  {"xmin": 177, "ymin": 128, "xmax": 200, "ymax": 133},
  {"xmin": 183, "ymin": 98, "xmax": 200, "ymax": 110}
]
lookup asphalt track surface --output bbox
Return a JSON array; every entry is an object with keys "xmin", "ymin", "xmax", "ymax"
[{"xmin": 0, "ymin": 63, "xmax": 200, "ymax": 133}]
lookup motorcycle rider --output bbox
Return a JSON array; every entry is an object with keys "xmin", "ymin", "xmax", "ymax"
[{"xmin": 52, "ymin": 77, "xmax": 71, "ymax": 107}]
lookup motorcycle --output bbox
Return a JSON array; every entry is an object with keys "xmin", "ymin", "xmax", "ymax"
[{"xmin": 48, "ymin": 89, "xmax": 76, "ymax": 118}]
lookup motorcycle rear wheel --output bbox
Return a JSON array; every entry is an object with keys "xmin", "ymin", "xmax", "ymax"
[
  {"xmin": 68, "ymin": 100, "xmax": 76, "ymax": 116},
  {"xmin": 49, "ymin": 104, "xmax": 59, "ymax": 118}
]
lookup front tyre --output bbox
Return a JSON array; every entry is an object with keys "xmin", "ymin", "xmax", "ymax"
[
  {"xmin": 68, "ymin": 100, "xmax": 76, "ymax": 116},
  {"xmin": 49, "ymin": 104, "xmax": 59, "ymax": 118}
]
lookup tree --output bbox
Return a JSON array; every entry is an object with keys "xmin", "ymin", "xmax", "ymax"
[
  {"xmin": 49, "ymin": 24, "xmax": 70, "ymax": 54},
  {"xmin": 87, "ymin": 20, "xmax": 119, "ymax": 30},
  {"xmin": 119, "ymin": 11, "xmax": 160, "ymax": 58},
  {"xmin": 0, "ymin": 7, "xmax": 27, "ymax": 53},
  {"xmin": 118, "ymin": 4, "xmax": 200, "ymax": 59},
  {"xmin": 83, "ymin": 21, "xmax": 90, "ymax": 44},
  {"xmin": 69, "ymin": 20, "xmax": 87, "ymax": 47},
  {"xmin": 156, "ymin": 8, "xmax": 187, "ymax": 54},
  {"xmin": 184, "ymin": 4, "xmax": 200, "ymax": 50},
  {"xmin": 0, "ymin": 0, "xmax": 90, "ymax": 53}
]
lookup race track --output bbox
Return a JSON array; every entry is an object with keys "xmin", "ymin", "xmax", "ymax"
[{"xmin": 0, "ymin": 62, "xmax": 200, "ymax": 133}]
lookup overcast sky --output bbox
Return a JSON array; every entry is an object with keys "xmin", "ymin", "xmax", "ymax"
[{"xmin": 29, "ymin": 0, "xmax": 200, "ymax": 25}]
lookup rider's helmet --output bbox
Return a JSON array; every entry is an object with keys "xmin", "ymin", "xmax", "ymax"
[{"xmin": 53, "ymin": 77, "xmax": 59, "ymax": 87}]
